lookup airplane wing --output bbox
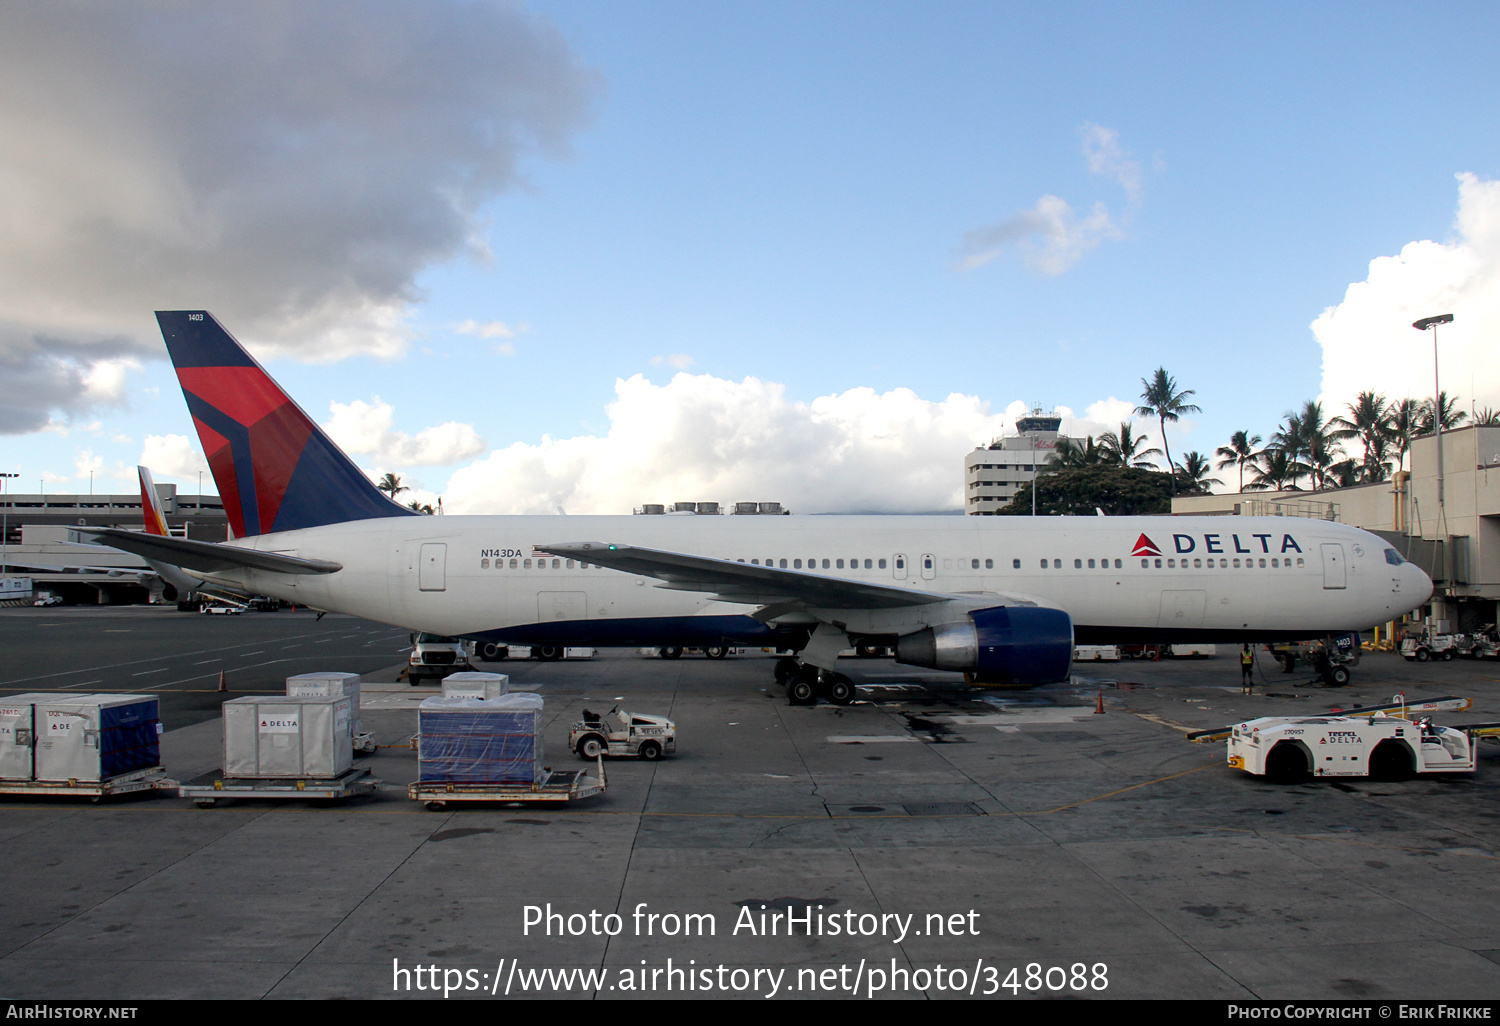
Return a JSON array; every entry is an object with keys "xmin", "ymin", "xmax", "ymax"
[
  {"xmin": 537, "ymin": 542, "xmax": 950, "ymax": 609},
  {"xmin": 78, "ymin": 528, "xmax": 342, "ymax": 576}
]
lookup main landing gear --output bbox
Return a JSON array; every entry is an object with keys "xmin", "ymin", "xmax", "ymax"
[{"xmin": 775, "ymin": 657, "xmax": 855, "ymax": 707}]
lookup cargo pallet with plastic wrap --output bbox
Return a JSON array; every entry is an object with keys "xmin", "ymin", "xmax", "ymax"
[{"xmin": 408, "ymin": 757, "xmax": 607, "ymax": 809}]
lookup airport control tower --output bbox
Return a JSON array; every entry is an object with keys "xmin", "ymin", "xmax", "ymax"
[{"xmin": 963, "ymin": 407, "xmax": 1066, "ymax": 514}]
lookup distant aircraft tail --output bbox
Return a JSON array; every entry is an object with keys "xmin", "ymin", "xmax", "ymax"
[
  {"xmin": 138, "ymin": 465, "xmax": 170, "ymax": 537},
  {"xmin": 154, "ymin": 311, "xmax": 415, "ymax": 538}
]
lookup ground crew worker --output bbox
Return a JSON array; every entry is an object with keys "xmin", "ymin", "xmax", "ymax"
[{"xmin": 1241, "ymin": 644, "xmax": 1255, "ymax": 694}]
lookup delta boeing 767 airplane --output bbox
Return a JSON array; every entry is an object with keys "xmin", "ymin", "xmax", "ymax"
[{"xmin": 87, "ymin": 312, "xmax": 1431, "ymax": 704}]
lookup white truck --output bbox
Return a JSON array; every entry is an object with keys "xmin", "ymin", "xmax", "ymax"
[
  {"xmin": 407, "ymin": 632, "xmax": 476, "ymax": 686},
  {"xmin": 569, "ymin": 706, "xmax": 676, "ymax": 760}
]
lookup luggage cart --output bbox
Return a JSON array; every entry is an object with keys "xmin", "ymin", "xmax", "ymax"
[
  {"xmin": 409, "ymin": 757, "xmax": 606, "ymax": 810},
  {"xmin": 0, "ymin": 766, "xmax": 176, "ymax": 803},
  {"xmin": 179, "ymin": 766, "xmax": 379, "ymax": 808}
]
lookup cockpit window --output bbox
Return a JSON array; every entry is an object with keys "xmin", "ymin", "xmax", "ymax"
[{"xmin": 1383, "ymin": 548, "xmax": 1405, "ymax": 566}]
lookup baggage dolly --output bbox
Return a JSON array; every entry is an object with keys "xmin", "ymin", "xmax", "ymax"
[
  {"xmin": 0, "ymin": 766, "xmax": 176, "ymax": 803},
  {"xmin": 179, "ymin": 766, "xmax": 379, "ymax": 807},
  {"xmin": 409, "ymin": 757, "xmax": 606, "ymax": 810}
]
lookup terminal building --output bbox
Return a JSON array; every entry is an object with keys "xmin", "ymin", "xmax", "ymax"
[
  {"xmin": 1171, "ymin": 423, "xmax": 1500, "ymax": 634},
  {"xmin": 0, "ymin": 483, "xmax": 226, "ymax": 605},
  {"xmin": 963, "ymin": 409, "xmax": 1069, "ymax": 514}
]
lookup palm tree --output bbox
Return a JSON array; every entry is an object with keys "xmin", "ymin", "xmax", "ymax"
[
  {"xmin": 1174, "ymin": 451, "xmax": 1222, "ymax": 495},
  {"xmin": 1048, "ymin": 435, "xmax": 1107, "ymax": 469},
  {"xmin": 1389, "ymin": 398, "xmax": 1421, "ymax": 473},
  {"xmin": 1417, "ymin": 391, "xmax": 1467, "ymax": 435},
  {"xmin": 1215, "ymin": 430, "xmax": 1262, "ymax": 492},
  {"xmin": 1330, "ymin": 391, "xmax": 1392, "ymax": 482},
  {"xmin": 1474, "ymin": 407, "xmax": 1500, "ymax": 427},
  {"xmin": 1098, "ymin": 423, "xmax": 1163, "ymax": 469},
  {"xmin": 378, "ymin": 473, "xmax": 408, "ymax": 499},
  {"xmin": 1246, "ymin": 448, "xmax": 1298, "ymax": 491},
  {"xmin": 1136, "ymin": 368, "xmax": 1201, "ymax": 496},
  {"xmin": 1268, "ymin": 409, "xmax": 1309, "ymax": 489},
  {"xmin": 406, "ymin": 499, "xmax": 435, "ymax": 514}
]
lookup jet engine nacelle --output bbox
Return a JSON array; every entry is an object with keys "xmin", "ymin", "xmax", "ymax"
[{"xmin": 895, "ymin": 605, "xmax": 1074, "ymax": 687}]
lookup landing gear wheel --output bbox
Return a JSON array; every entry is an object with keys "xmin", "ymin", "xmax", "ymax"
[
  {"xmin": 1325, "ymin": 665, "xmax": 1351, "ymax": 687},
  {"xmin": 787, "ymin": 676, "xmax": 817, "ymax": 706},
  {"xmin": 659, "ymin": 646, "xmax": 683, "ymax": 660},
  {"xmin": 774, "ymin": 657, "xmax": 800, "ymax": 684},
  {"xmin": 577, "ymin": 735, "xmax": 605, "ymax": 759},
  {"xmin": 704, "ymin": 645, "xmax": 728, "ymax": 659},
  {"xmin": 638, "ymin": 740, "xmax": 662, "ymax": 760},
  {"xmin": 827, "ymin": 674, "xmax": 855, "ymax": 705}
]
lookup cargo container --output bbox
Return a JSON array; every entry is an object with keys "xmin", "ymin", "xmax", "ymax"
[
  {"xmin": 284, "ymin": 672, "xmax": 372, "ymax": 752},
  {"xmin": 34, "ymin": 695, "xmax": 162, "ymax": 783},
  {"xmin": 441, "ymin": 672, "xmax": 509, "ymax": 700},
  {"xmin": 417, "ymin": 693, "xmax": 543, "ymax": 785},
  {"xmin": 0, "ymin": 693, "xmax": 57, "ymax": 780},
  {"xmin": 223, "ymin": 695, "xmax": 353, "ymax": 779}
]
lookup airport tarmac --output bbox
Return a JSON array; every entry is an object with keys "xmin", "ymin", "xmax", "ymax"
[{"xmin": 1, "ymin": 605, "xmax": 1498, "ymax": 1000}]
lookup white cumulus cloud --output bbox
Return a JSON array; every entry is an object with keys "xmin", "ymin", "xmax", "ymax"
[
  {"xmin": 442, "ymin": 375, "xmax": 1143, "ymax": 516},
  {"xmin": 140, "ymin": 434, "xmax": 210, "ymax": 480},
  {"xmin": 322, "ymin": 398, "xmax": 487, "ymax": 467},
  {"xmin": 1314, "ymin": 173, "xmax": 1500, "ymax": 419}
]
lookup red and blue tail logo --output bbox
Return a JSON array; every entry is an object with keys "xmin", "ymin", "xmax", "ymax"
[{"xmin": 155, "ymin": 311, "xmax": 415, "ymax": 538}]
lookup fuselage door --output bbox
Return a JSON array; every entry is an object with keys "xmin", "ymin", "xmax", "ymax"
[
  {"xmin": 419, "ymin": 543, "xmax": 447, "ymax": 592},
  {"xmin": 893, "ymin": 554, "xmax": 908, "ymax": 580},
  {"xmin": 1320, "ymin": 543, "xmax": 1346, "ymax": 590},
  {"xmin": 921, "ymin": 553, "xmax": 937, "ymax": 580}
]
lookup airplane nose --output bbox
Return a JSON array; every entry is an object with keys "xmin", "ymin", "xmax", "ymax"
[{"xmin": 1406, "ymin": 563, "xmax": 1434, "ymax": 604}]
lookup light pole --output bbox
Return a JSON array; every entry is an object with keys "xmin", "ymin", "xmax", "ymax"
[
  {"xmin": 1414, "ymin": 314, "xmax": 1454, "ymax": 617},
  {"xmin": 1413, "ymin": 314, "xmax": 1453, "ymax": 517}
]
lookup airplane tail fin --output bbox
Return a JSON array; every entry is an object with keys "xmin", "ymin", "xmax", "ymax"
[
  {"xmin": 138, "ymin": 465, "xmax": 170, "ymax": 537},
  {"xmin": 154, "ymin": 311, "xmax": 416, "ymax": 538}
]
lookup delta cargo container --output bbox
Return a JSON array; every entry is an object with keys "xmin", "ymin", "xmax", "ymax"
[
  {"xmin": 223, "ymin": 696, "xmax": 353, "ymax": 779},
  {"xmin": 440, "ymin": 672, "xmax": 509, "ymax": 700},
  {"xmin": 33, "ymin": 695, "xmax": 162, "ymax": 783}
]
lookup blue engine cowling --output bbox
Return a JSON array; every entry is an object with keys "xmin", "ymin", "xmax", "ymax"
[{"xmin": 895, "ymin": 605, "xmax": 1074, "ymax": 687}]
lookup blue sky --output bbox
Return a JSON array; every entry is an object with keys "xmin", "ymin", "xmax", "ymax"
[{"xmin": 2, "ymin": 2, "xmax": 1498, "ymax": 512}]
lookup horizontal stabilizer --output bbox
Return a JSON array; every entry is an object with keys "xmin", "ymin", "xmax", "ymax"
[{"xmin": 79, "ymin": 528, "xmax": 342, "ymax": 576}]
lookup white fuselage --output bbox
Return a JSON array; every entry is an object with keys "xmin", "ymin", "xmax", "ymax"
[{"xmin": 202, "ymin": 514, "xmax": 1431, "ymax": 648}]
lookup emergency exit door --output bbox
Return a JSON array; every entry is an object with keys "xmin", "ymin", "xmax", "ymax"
[
  {"xmin": 419, "ymin": 543, "xmax": 447, "ymax": 592},
  {"xmin": 1320, "ymin": 543, "xmax": 1346, "ymax": 590}
]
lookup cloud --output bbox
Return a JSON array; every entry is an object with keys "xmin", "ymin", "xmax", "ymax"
[
  {"xmin": 0, "ymin": 2, "xmax": 597, "ymax": 432},
  {"xmin": 444, "ymin": 374, "xmax": 1078, "ymax": 515},
  {"xmin": 651, "ymin": 354, "xmax": 696, "ymax": 369},
  {"xmin": 1081, "ymin": 123, "xmax": 1143, "ymax": 202},
  {"xmin": 322, "ymin": 398, "xmax": 487, "ymax": 467},
  {"xmin": 958, "ymin": 195, "xmax": 1119, "ymax": 274},
  {"xmin": 1314, "ymin": 173, "xmax": 1500, "ymax": 420},
  {"xmin": 958, "ymin": 123, "xmax": 1144, "ymax": 275},
  {"xmin": 140, "ymin": 434, "xmax": 211, "ymax": 480}
]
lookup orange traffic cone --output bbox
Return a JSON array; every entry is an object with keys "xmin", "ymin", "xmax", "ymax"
[
  {"xmin": 217, "ymin": 669, "xmax": 227, "ymax": 693},
  {"xmin": 1094, "ymin": 689, "xmax": 1105, "ymax": 714}
]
